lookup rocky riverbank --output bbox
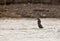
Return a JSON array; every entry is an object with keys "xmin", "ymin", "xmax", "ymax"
[{"xmin": 0, "ymin": 4, "xmax": 60, "ymax": 18}]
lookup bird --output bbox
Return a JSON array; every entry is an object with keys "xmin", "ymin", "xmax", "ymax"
[{"xmin": 37, "ymin": 18, "xmax": 43, "ymax": 29}]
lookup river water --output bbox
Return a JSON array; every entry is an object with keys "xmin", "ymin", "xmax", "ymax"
[{"xmin": 0, "ymin": 18, "xmax": 60, "ymax": 41}]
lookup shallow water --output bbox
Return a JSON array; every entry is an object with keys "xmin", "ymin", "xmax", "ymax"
[{"xmin": 0, "ymin": 18, "xmax": 60, "ymax": 41}]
